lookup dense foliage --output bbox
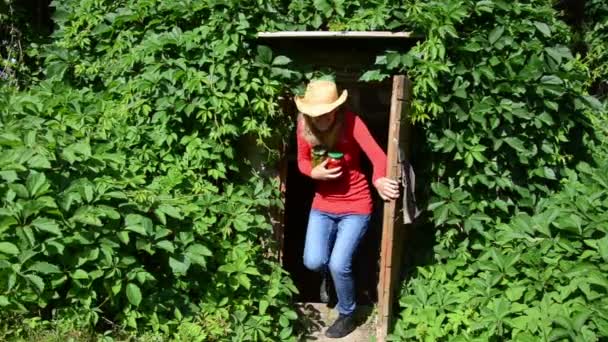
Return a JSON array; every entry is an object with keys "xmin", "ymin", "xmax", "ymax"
[
  {"xmin": 0, "ymin": 1, "xmax": 300, "ymax": 340},
  {"xmin": 584, "ymin": 0, "xmax": 608, "ymax": 99},
  {"xmin": 383, "ymin": 0, "xmax": 608, "ymax": 340},
  {"xmin": 391, "ymin": 135, "xmax": 608, "ymax": 341},
  {"xmin": 0, "ymin": 0, "xmax": 606, "ymax": 341}
]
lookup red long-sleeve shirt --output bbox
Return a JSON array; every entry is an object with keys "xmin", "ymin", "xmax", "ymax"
[{"xmin": 297, "ymin": 111, "xmax": 387, "ymax": 215}]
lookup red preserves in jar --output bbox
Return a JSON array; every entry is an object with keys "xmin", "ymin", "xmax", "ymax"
[{"xmin": 325, "ymin": 151, "xmax": 344, "ymax": 169}]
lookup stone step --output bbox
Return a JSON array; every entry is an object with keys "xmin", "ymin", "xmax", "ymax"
[{"xmin": 295, "ymin": 303, "xmax": 376, "ymax": 342}]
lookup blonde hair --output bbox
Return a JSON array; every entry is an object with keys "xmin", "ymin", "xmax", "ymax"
[{"xmin": 298, "ymin": 108, "xmax": 345, "ymax": 149}]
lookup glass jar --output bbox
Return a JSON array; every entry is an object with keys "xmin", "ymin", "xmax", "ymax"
[
  {"xmin": 325, "ymin": 151, "xmax": 344, "ymax": 169},
  {"xmin": 312, "ymin": 146, "xmax": 328, "ymax": 167}
]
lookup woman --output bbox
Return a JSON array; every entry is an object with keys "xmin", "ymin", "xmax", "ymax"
[{"xmin": 295, "ymin": 79, "xmax": 400, "ymax": 338}]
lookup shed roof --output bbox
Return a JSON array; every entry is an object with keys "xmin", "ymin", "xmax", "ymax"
[
  {"xmin": 256, "ymin": 31, "xmax": 420, "ymax": 71},
  {"xmin": 257, "ymin": 31, "xmax": 416, "ymax": 39}
]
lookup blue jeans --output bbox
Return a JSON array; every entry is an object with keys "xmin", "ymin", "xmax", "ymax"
[{"xmin": 303, "ymin": 209, "xmax": 371, "ymax": 316}]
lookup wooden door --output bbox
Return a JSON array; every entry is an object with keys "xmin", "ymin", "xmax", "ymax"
[{"xmin": 376, "ymin": 74, "xmax": 413, "ymax": 342}]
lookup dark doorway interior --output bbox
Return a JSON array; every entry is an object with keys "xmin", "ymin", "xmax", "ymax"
[{"xmin": 282, "ymin": 79, "xmax": 392, "ymax": 304}]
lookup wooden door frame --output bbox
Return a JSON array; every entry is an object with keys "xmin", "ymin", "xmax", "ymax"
[
  {"xmin": 273, "ymin": 74, "xmax": 413, "ymax": 341},
  {"xmin": 377, "ymin": 74, "xmax": 413, "ymax": 342}
]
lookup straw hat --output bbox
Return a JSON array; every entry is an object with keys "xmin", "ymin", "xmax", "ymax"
[{"xmin": 295, "ymin": 80, "xmax": 348, "ymax": 117}]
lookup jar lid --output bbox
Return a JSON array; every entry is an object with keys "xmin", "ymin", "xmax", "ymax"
[{"xmin": 328, "ymin": 151, "xmax": 344, "ymax": 158}]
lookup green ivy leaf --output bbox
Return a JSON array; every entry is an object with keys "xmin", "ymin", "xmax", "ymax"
[
  {"xmin": 31, "ymin": 217, "xmax": 62, "ymax": 236},
  {"xmin": 284, "ymin": 310, "xmax": 298, "ymax": 320},
  {"xmin": 256, "ymin": 45, "xmax": 273, "ymax": 64},
  {"xmin": 0, "ymin": 242, "xmax": 20, "ymax": 256},
  {"xmin": 279, "ymin": 315, "xmax": 289, "ymax": 328},
  {"xmin": 534, "ymin": 21, "xmax": 551, "ymax": 37},
  {"xmin": 0, "ymin": 132, "xmax": 23, "ymax": 147},
  {"xmin": 239, "ymin": 274, "xmax": 251, "ymax": 289},
  {"xmin": 61, "ymin": 141, "xmax": 91, "ymax": 164},
  {"xmin": 126, "ymin": 283, "xmax": 142, "ymax": 306},
  {"xmin": 488, "ymin": 25, "xmax": 504, "ymax": 44},
  {"xmin": 186, "ymin": 243, "xmax": 212, "ymax": 256},
  {"xmin": 279, "ymin": 326, "xmax": 293, "ymax": 340},
  {"xmin": 28, "ymin": 262, "xmax": 61, "ymax": 274},
  {"xmin": 504, "ymin": 137, "xmax": 526, "ymax": 153},
  {"xmin": 157, "ymin": 204, "xmax": 182, "ymax": 219},
  {"xmin": 169, "ymin": 256, "xmax": 190, "ymax": 275},
  {"xmin": 506, "ymin": 286, "xmax": 526, "ymax": 301},
  {"xmin": 117, "ymin": 231, "xmax": 129, "ymax": 244},
  {"xmin": 71, "ymin": 269, "xmax": 89, "ymax": 280},
  {"xmin": 25, "ymin": 274, "xmax": 45, "ymax": 293},
  {"xmin": 494, "ymin": 199, "xmax": 509, "ymax": 213},
  {"xmin": 543, "ymin": 167, "xmax": 557, "ymax": 180},
  {"xmin": 8, "ymin": 184, "xmax": 28, "ymax": 199},
  {"xmin": 313, "ymin": 0, "xmax": 332, "ymax": 16},
  {"xmin": 125, "ymin": 225, "xmax": 147, "ymax": 236},
  {"xmin": 0, "ymin": 216, "xmax": 18, "ymax": 235},
  {"xmin": 154, "ymin": 209, "xmax": 167, "ymax": 225},
  {"xmin": 581, "ymin": 95, "xmax": 604, "ymax": 111},
  {"xmin": 26, "ymin": 171, "xmax": 48, "ymax": 198},
  {"xmin": 27, "ymin": 155, "xmax": 51, "ymax": 169},
  {"xmin": 156, "ymin": 240, "xmax": 174, "ymax": 253},
  {"xmin": 259, "ymin": 299, "xmax": 269, "ymax": 315},
  {"xmin": 597, "ymin": 236, "xmax": 608, "ymax": 262},
  {"xmin": 359, "ymin": 69, "xmax": 389, "ymax": 82},
  {"xmin": 272, "ymin": 56, "xmax": 291, "ymax": 66}
]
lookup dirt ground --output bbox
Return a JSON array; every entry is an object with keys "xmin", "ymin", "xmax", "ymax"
[{"xmin": 296, "ymin": 303, "xmax": 376, "ymax": 342}]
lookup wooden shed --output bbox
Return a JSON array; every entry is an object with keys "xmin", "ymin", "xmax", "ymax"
[{"xmin": 257, "ymin": 31, "xmax": 420, "ymax": 342}]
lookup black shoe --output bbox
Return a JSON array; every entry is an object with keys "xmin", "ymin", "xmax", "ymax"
[
  {"xmin": 320, "ymin": 273, "xmax": 329, "ymax": 303},
  {"xmin": 325, "ymin": 314, "xmax": 356, "ymax": 338}
]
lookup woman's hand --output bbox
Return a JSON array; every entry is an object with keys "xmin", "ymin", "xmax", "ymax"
[
  {"xmin": 311, "ymin": 159, "xmax": 342, "ymax": 181},
  {"xmin": 374, "ymin": 177, "xmax": 400, "ymax": 201}
]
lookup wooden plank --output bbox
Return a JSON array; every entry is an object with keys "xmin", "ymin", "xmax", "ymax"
[
  {"xmin": 257, "ymin": 31, "xmax": 414, "ymax": 39},
  {"xmin": 273, "ymin": 98, "xmax": 293, "ymax": 263},
  {"xmin": 376, "ymin": 75, "xmax": 405, "ymax": 342},
  {"xmin": 390, "ymin": 75, "xmax": 414, "ymax": 297},
  {"xmin": 376, "ymin": 75, "xmax": 414, "ymax": 342}
]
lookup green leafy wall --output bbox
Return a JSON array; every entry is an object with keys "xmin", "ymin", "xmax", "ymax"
[
  {"xmin": 383, "ymin": 1, "xmax": 608, "ymax": 340},
  {"xmin": 1, "ymin": 1, "xmax": 300, "ymax": 340}
]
